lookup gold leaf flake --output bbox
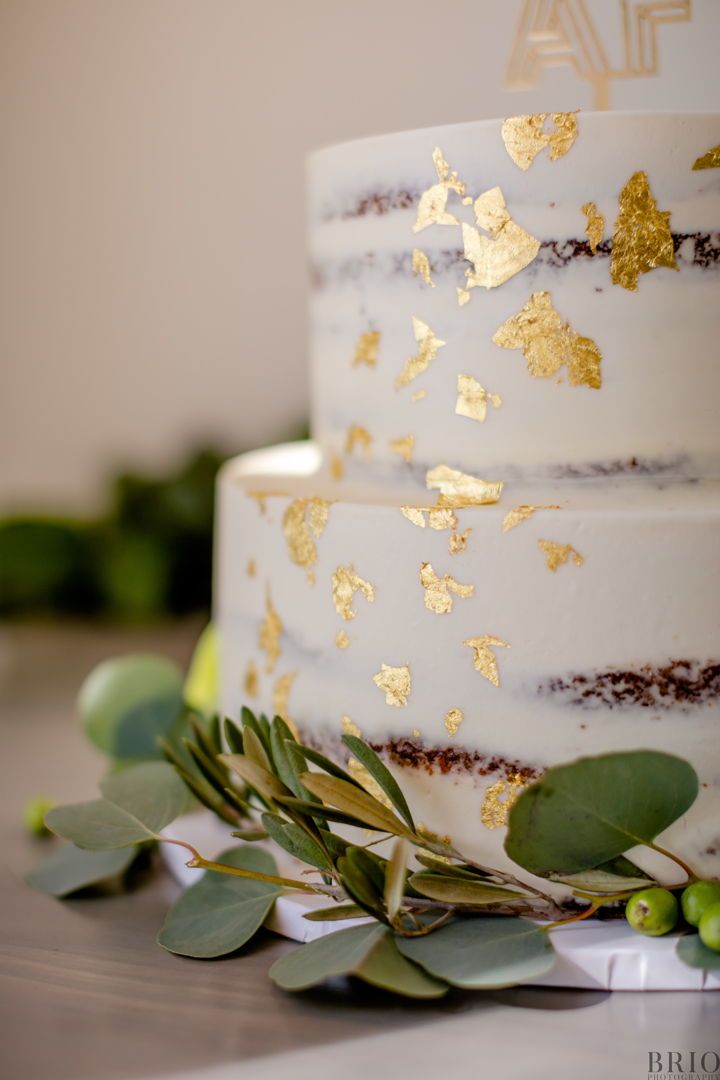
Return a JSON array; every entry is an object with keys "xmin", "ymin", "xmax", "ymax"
[
  {"xmin": 419, "ymin": 562, "xmax": 474, "ymax": 615},
  {"xmin": 373, "ymin": 663, "xmax": 411, "ymax": 707},
  {"xmin": 463, "ymin": 635, "xmax": 510, "ymax": 687},
  {"xmin": 610, "ymin": 171, "xmax": 677, "ymax": 292},
  {"xmin": 581, "ymin": 202, "xmax": 605, "ymax": 253},
  {"xmin": 335, "ymin": 629, "xmax": 349, "ymax": 649},
  {"xmin": 502, "ymin": 504, "xmax": 561, "ymax": 532},
  {"xmin": 344, "ymin": 425, "xmax": 373, "ymax": 459},
  {"xmin": 412, "ymin": 248, "xmax": 435, "ymax": 287},
  {"xmin": 501, "ymin": 112, "xmax": 578, "ymax": 171},
  {"xmin": 455, "ymin": 373, "xmax": 502, "ymax": 423},
  {"xmin": 341, "ymin": 715, "xmax": 361, "ymax": 737},
  {"xmin": 389, "ymin": 434, "xmax": 415, "ymax": 462},
  {"xmin": 411, "ymin": 389, "xmax": 427, "ymax": 402},
  {"xmin": 244, "ymin": 659, "xmax": 259, "ymax": 699},
  {"xmin": 412, "ymin": 728, "xmax": 421, "ymax": 738},
  {"xmin": 426, "ymin": 465, "xmax": 503, "ymax": 508},
  {"xmin": 248, "ymin": 491, "xmax": 269, "ymax": 514},
  {"xmin": 259, "ymin": 589, "xmax": 282, "ymax": 673},
  {"xmin": 444, "ymin": 708, "xmax": 464, "ymax": 738},
  {"xmin": 329, "ymin": 453, "xmax": 344, "ymax": 481},
  {"xmin": 395, "ymin": 317, "xmax": 446, "ymax": 389},
  {"xmin": 461, "ymin": 187, "xmax": 540, "ymax": 291},
  {"xmin": 481, "ymin": 774, "xmax": 528, "ymax": 829},
  {"xmin": 492, "ymin": 290, "xmax": 602, "ymax": 389},
  {"xmin": 352, "ymin": 330, "xmax": 380, "ymax": 368},
  {"xmin": 400, "ymin": 505, "xmax": 457, "ymax": 531},
  {"xmin": 538, "ymin": 539, "xmax": 584, "ymax": 572},
  {"xmin": 413, "ymin": 147, "xmax": 466, "ymax": 233},
  {"xmin": 246, "ymin": 559, "xmax": 257, "ymax": 578},
  {"xmin": 282, "ymin": 497, "xmax": 331, "ymax": 582},
  {"xmin": 332, "ymin": 564, "xmax": 375, "ymax": 621},
  {"xmin": 456, "ymin": 287, "xmax": 471, "ymax": 307},
  {"xmin": 272, "ymin": 672, "xmax": 298, "ymax": 736},
  {"xmin": 692, "ymin": 145, "xmax": 720, "ymax": 171},
  {"xmin": 448, "ymin": 528, "xmax": 471, "ymax": 554}
]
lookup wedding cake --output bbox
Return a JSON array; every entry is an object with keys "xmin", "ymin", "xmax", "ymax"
[{"xmin": 216, "ymin": 112, "xmax": 720, "ymax": 886}]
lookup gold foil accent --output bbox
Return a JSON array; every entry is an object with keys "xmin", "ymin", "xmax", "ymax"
[
  {"xmin": 457, "ymin": 287, "xmax": 471, "ymax": 307},
  {"xmin": 272, "ymin": 671, "xmax": 297, "ymax": 723},
  {"xmin": 413, "ymin": 147, "xmax": 466, "ymax": 233},
  {"xmin": 330, "ymin": 453, "xmax": 344, "ymax": 481},
  {"xmin": 411, "ymin": 389, "xmax": 427, "ymax": 402},
  {"xmin": 395, "ymin": 317, "xmax": 446, "ymax": 389},
  {"xmin": 412, "ymin": 248, "xmax": 435, "ymax": 287},
  {"xmin": 352, "ymin": 330, "xmax": 380, "ymax": 368},
  {"xmin": 244, "ymin": 659, "xmax": 259, "ymax": 699},
  {"xmin": 455, "ymin": 373, "xmax": 502, "ymax": 423},
  {"xmin": 538, "ymin": 539, "xmax": 584, "ymax": 572},
  {"xmin": 259, "ymin": 589, "xmax": 282, "ymax": 674},
  {"xmin": 610, "ymin": 171, "xmax": 677, "ymax": 291},
  {"xmin": 449, "ymin": 528, "xmax": 471, "ymax": 554},
  {"xmin": 282, "ymin": 497, "xmax": 331, "ymax": 583},
  {"xmin": 389, "ymin": 434, "xmax": 415, "ymax": 463},
  {"xmin": 481, "ymin": 774, "xmax": 528, "ymax": 830},
  {"xmin": 373, "ymin": 664, "xmax": 411, "ymax": 707},
  {"xmin": 426, "ymin": 465, "xmax": 503, "ymax": 507},
  {"xmin": 502, "ymin": 504, "xmax": 561, "ymax": 532},
  {"xmin": 581, "ymin": 202, "xmax": 605, "ymax": 253},
  {"xmin": 492, "ymin": 291, "xmax": 602, "ymax": 389},
  {"xmin": 341, "ymin": 715, "xmax": 361, "ymax": 737},
  {"xmin": 401, "ymin": 505, "xmax": 457, "ymax": 531},
  {"xmin": 335, "ymin": 630, "xmax": 349, "ymax": 650},
  {"xmin": 344, "ymin": 425, "xmax": 374, "ymax": 459},
  {"xmin": 412, "ymin": 728, "xmax": 421, "ymax": 738},
  {"xmin": 501, "ymin": 112, "xmax": 578, "ymax": 171},
  {"xmin": 246, "ymin": 559, "xmax": 257, "ymax": 578},
  {"xmin": 693, "ymin": 145, "xmax": 720, "ymax": 170},
  {"xmin": 463, "ymin": 635, "xmax": 510, "ymax": 687},
  {"xmin": 248, "ymin": 491, "xmax": 269, "ymax": 514},
  {"xmin": 419, "ymin": 562, "xmax": 474, "ymax": 614},
  {"xmin": 462, "ymin": 187, "xmax": 540, "ymax": 292},
  {"xmin": 444, "ymin": 708, "xmax": 464, "ymax": 738},
  {"xmin": 332, "ymin": 564, "xmax": 375, "ymax": 621}
]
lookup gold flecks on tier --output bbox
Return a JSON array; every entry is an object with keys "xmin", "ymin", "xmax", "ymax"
[
  {"xmin": 502, "ymin": 504, "xmax": 561, "ymax": 532},
  {"xmin": 344, "ymin": 425, "xmax": 373, "ymax": 459},
  {"xmin": 248, "ymin": 491, "xmax": 269, "ymax": 514},
  {"xmin": 581, "ymin": 202, "xmax": 605, "ymax": 253},
  {"xmin": 455, "ymin": 373, "xmax": 502, "ymax": 423},
  {"xmin": 462, "ymin": 187, "xmax": 540, "ymax": 293},
  {"xmin": 282, "ymin": 497, "xmax": 331, "ymax": 584},
  {"xmin": 332, "ymin": 564, "xmax": 375, "ymax": 621},
  {"xmin": 335, "ymin": 630, "xmax": 349, "ymax": 649},
  {"xmin": 492, "ymin": 291, "xmax": 602, "ymax": 390},
  {"xmin": 329, "ymin": 453, "xmax": 344, "ymax": 481},
  {"xmin": 246, "ymin": 559, "xmax": 257, "ymax": 578},
  {"xmin": 352, "ymin": 330, "xmax": 380, "ymax": 368},
  {"xmin": 272, "ymin": 672, "xmax": 298, "ymax": 736},
  {"xmin": 411, "ymin": 389, "xmax": 427, "ymax": 403},
  {"xmin": 411, "ymin": 728, "xmax": 421, "ymax": 738},
  {"xmin": 448, "ymin": 528, "xmax": 471, "ymax": 554},
  {"xmin": 610, "ymin": 171, "xmax": 677, "ymax": 292},
  {"xmin": 443, "ymin": 708, "xmax": 464, "ymax": 738},
  {"xmin": 538, "ymin": 539, "xmax": 584, "ymax": 572},
  {"xmin": 341, "ymin": 715, "xmax": 361, "ymax": 737},
  {"xmin": 501, "ymin": 112, "xmax": 578, "ymax": 171},
  {"xmin": 481, "ymin": 774, "xmax": 528, "ymax": 829},
  {"xmin": 412, "ymin": 248, "xmax": 435, "ymax": 287},
  {"xmin": 389, "ymin": 435, "xmax": 415, "ymax": 463},
  {"xmin": 419, "ymin": 562, "xmax": 474, "ymax": 615},
  {"xmin": 456, "ymin": 287, "xmax": 471, "ymax": 307},
  {"xmin": 463, "ymin": 635, "xmax": 511, "ymax": 687},
  {"xmin": 259, "ymin": 590, "xmax": 282, "ymax": 673},
  {"xmin": 395, "ymin": 317, "xmax": 446, "ymax": 389},
  {"xmin": 426, "ymin": 465, "xmax": 503, "ymax": 508},
  {"xmin": 244, "ymin": 659, "xmax": 259, "ymax": 699},
  {"xmin": 413, "ymin": 147, "xmax": 466, "ymax": 233},
  {"xmin": 401, "ymin": 504, "xmax": 458, "ymax": 530},
  {"xmin": 692, "ymin": 145, "xmax": 720, "ymax": 171},
  {"xmin": 339, "ymin": 716, "xmax": 392, "ymax": 804},
  {"xmin": 373, "ymin": 664, "xmax": 411, "ymax": 707}
]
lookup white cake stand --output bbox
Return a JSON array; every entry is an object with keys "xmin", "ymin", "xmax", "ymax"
[{"xmin": 161, "ymin": 813, "xmax": 720, "ymax": 992}]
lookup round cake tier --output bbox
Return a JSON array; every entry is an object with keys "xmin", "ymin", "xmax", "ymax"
[
  {"xmin": 216, "ymin": 443, "xmax": 720, "ymax": 889},
  {"xmin": 309, "ymin": 111, "xmax": 720, "ymax": 485}
]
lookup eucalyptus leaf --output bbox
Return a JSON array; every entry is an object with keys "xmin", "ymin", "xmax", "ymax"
[
  {"xmin": 341, "ymin": 735, "xmax": 415, "ymax": 831},
  {"xmin": 261, "ymin": 813, "xmax": 331, "ymax": 870},
  {"xmin": 220, "ymin": 754, "xmax": 290, "ymax": 803},
  {"xmin": 269, "ymin": 922, "xmax": 386, "ymax": 990},
  {"xmin": 355, "ymin": 931, "xmax": 448, "ymax": 998},
  {"xmin": 158, "ymin": 846, "xmax": 280, "ymax": 958},
  {"xmin": 398, "ymin": 917, "xmax": 555, "ymax": 988},
  {"xmin": 299, "ymin": 772, "xmax": 411, "ymax": 837},
  {"xmin": 27, "ymin": 844, "xmax": 140, "ymax": 897},
  {"xmin": 676, "ymin": 933, "xmax": 720, "ymax": 971},
  {"xmin": 408, "ymin": 872, "xmax": 525, "ymax": 906},
  {"xmin": 505, "ymin": 751, "xmax": 699, "ymax": 876},
  {"xmin": 303, "ymin": 903, "xmax": 369, "ymax": 922}
]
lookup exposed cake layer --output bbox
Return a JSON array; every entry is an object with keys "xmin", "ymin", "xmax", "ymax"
[
  {"xmin": 216, "ymin": 444, "xmax": 720, "ymax": 881},
  {"xmin": 309, "ymin": 112, "xmax": 720, "ymax": 483}
]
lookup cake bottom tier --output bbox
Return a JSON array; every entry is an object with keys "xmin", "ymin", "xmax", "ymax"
[{"xmin": 216, "ymin": 443, "xmax": 720, "ymax": 889}]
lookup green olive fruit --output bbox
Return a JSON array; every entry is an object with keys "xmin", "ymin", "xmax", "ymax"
[
  {"xmin": 681, "ymin": 880, "xmax": 720, "ymax": 927},
  {"xmin": 698, "ymin": 901, "xmax": 720, "ymax": 953},
  {"xmin": 625, "ymin": 888, "xmax": 679, "ymax": 937}
]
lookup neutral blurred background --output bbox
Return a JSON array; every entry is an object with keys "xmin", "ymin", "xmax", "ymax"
[{"xmin": 1, "ymin": 0, "xmax": 718, "ymax": 616}]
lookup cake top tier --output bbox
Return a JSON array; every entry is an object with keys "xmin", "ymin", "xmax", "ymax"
[{"xmin": 308, "ymin": 112, "xmax": 720, "ymax": 488}]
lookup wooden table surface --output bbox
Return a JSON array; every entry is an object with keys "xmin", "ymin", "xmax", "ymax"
[{"xmin": 1, "ymin": 622, "xmax": 718, "ymax": 1080}]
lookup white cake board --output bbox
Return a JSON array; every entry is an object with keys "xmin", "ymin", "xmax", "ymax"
[{"xmin": 161, "ymin": 812, "xmax": 720, "ymax": 992}]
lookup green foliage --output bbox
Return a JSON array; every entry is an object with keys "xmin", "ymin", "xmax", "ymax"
[
  {"xmin": 27, "ymin": 844, "xmax": 140, "ymax": 896},
  {"xmin": 676, "ymin": 932, "xmax": 720, "ymax": 970}
]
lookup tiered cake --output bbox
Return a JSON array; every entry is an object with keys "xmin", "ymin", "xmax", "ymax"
[{"xmin": 217, "ymin": 112, "xmax": 720, "ymax": 887}]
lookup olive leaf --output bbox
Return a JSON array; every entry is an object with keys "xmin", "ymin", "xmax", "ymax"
[
  {"xmin": 505, "ymin": 751, "xmax": 698, "ymax": 876},
  {"xmin": 337, "ymin": 852, "xmax": 386, "ymax": 921},
  {"xmin": 341, "ymin": 735, "xmax": 415, "ymax": 831},
  {"xmin": 220, "ymin": 754, "xmax": 291, "ymax": 804},
  {"xmin": 158, "ymin": 846, "xmax": 281, "ymax": 958},
  {"xmin": 398, "ymin": 917, "xmax": 555, "ymax": 988},
  {"xmin": 676, "ymin": 933, "xmax": 720, "ymax": 971},
  {"xmin": 223, "ymin": 717, "xmax": 244, "ymax": 754},
  {"xmin": 26, "ymin": 843, "xmax": 140, "ymax": 897},
  {"xmin": 290, "ymin": 743, "xmax": 359, "ymax": 786},
  {"xmin": 384, "ymin": 839, "xmax": 408, "ymax": 919},
  {"xmin": 549, "ymin": 856, "xmax": 654, "ymax": 895},
  {"xmin": 298, "ymin": 772, "xmax": 412, "ymax": 837},
  {"xmin": 242, "ymin": 726, "xmax": 273, "ymax": 773},
  {"xmin": 408, "ymin": 873, "xmax": 526, "ymax": 906},
  {"xmin": 274, "ymin": 794, "xmax": 370, "ymax": 830},
  {"xmin": 303, "ymin": 903, "xmax": 369, "ymax": 922},
  {"xmin": 261, "ymin": 813, "xmax": 331, "ymax": 870}
]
